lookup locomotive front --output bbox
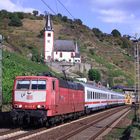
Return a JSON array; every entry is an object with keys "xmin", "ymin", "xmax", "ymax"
[{"xmin": 11, "ymin": 76, "xmax": 48, "ymax": 125}]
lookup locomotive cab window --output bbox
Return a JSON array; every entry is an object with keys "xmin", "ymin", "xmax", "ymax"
[
  {"xmin": 31, "ymin": 80, "xmax": 46, "ymax": 90},
  {"xmin": 16, "ymin": 80, "xmax": 30, "ymax": 90},
  {"xmin": 52, "ymin": 81, "xmax": 55, "ymax": 90}
]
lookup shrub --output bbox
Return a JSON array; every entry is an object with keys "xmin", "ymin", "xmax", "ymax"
[
  {"xmin": 8, "ymin": 14, "xmax": 22, "ymax": 27},
  {"xmin": 111, "ymin": 29, "xmax": 121, "ymax": 37},
  {"xmin": 88, "ymin": 69, "xmax": 101, "ymax": 82},
  {"xmin": 62, "ymin": 16, "xmax": 68, "ymax": 22}
]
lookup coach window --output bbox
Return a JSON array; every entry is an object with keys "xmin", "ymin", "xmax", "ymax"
[
  {"xmin": 52, "ymin": 81, "xmax": 55, "ymax": 90},
  {"xmin": 91, "ymin": 91, "xmax": 92, "ymax": 99},
  {"xmin": 93, "ymin": 92, "xmax": 94, "ymax": 99},
  {"xmin": 96, "ymin": 93, "xmax": 98, "ymax": 99}
]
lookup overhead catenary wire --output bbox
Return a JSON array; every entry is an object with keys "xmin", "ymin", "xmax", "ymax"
[
  {"xmin": 55, "ymin": 0, "xmax": 58, "ymax": 14},
  {"xmin": 56, "ymin": 0, "xmax": 75, "ymax": 19},
  {"xmin": 40, "ymin": 0, "xmax": 56, "ymax": 15}
]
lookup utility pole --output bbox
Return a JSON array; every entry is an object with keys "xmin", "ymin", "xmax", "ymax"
[
  {"xmin": 0, "ymin": 34, "xmax": 3, "ymax": 111},
  {"xmin": 134, "ymin": 38, "xmax": 140, "ymax": 122}
]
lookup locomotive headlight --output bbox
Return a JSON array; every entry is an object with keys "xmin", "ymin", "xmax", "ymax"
[
  {"xmin": 37, "ymin": 105, "xmax": 41, "ymax": 109},
  {"xmin": 14, "ymin": 104, "xmax": 22, "ymax": 108},
  {"xmin": 18, "ymin": 104, "xmax": 22, "ymax": 108},
  {"xmin": 37, "ymin": 105, "xmax": 45, "ymax": 109}
]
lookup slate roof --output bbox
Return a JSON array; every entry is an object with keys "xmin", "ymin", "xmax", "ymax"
[{"xmin": 54, "ymin": 40, "xmax": 75, "ymax": 52}]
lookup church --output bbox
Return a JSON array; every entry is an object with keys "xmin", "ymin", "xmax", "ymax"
[{"xmin": 44, "ymin": 14, "xmax": 81, "ymax": 63}]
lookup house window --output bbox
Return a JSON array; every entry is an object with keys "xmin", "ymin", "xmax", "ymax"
[
  {"xmin": 48, "ymin": 33, "xmax": 51, "ymax": 37},
  {"xmin": 71, "ymin": 52, "xmax": 74, "ymax": 58},
  {"xmin": 60, "ymin": 52, "xmax": 62, "ymax": 58}
]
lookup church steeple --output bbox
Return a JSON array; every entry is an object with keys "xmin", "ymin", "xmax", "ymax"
[
  {"xmin": 45, "ymin": 13, "xmax": 53, "ymax": 31},
  {"xmin": 75, "ymin": 41, "xmax": 79, "ymax": 54},
  {"xmin": 44, "ymin": 13, "xmax": 54, "ymax": 63}
]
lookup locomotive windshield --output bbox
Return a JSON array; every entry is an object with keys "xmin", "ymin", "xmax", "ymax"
[
  {"xmin": 31, "ymin": 80, "xmax": 46, "ymax": 90},
  {"xmin": 16, "ymin": 80, "xmax": 30, "ymax": 90},
  {"xmin": 16, "ymin": 80, "xmax": 46, "ymax": 90}
]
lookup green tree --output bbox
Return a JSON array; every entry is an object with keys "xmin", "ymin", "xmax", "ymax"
[
  {"xmin": 8, "ymin": 14, "xmax": 22, "ymax": 27},
  {"xmin": 111, "ymin": 29, "xmax": 121, "ymax": 37},
  {"xmin": 88, "ymin": 69, "xmax": 101, "ymax": 82},
  {"xmin": 57, "ymin": 13, "xmax": 62, "ymax": 19},
  {"xmin": 62, "ymin": 16, "xmax": 68, "ymax": 22},
  {"xmin": 0, "ymin": 10, "xmax": 9, "ymax": 18},
  {"xmin": 74, "ymin": 19, "xmax": 82, "ymax": 25},
  {"xmin": 92, "ymin": 28, "xmax": 103, "ymax": 38},
  {"xmin": 33, "ymin": 10, "xmax": 38, "ymax": 16},
  {"xmin": 15, "ymin": 12, "xmax": 24, "ymax": 19},
  {"xmin": 121, "ymin": 38, "xmax": 131, "ymax": 48}
]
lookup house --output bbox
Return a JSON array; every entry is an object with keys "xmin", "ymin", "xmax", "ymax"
[{"xmin": 44, "ymin": 13, "xmax": 81, "ymax": 63}]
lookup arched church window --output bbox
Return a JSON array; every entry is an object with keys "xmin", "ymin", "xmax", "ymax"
[{"xmin": 60, "ymin": 52, "xmax": 62, "ymax": 57}]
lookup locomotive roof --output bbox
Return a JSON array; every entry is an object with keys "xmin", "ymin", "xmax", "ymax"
[
  {"xmin": 15, "ymin": 76, "xmax": 57, "ymax": 79},
  {"xmin": 81, "ymin": 82, "xmax": 124, "ymax": 95}
]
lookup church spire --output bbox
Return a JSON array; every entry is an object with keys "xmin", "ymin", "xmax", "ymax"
[
  {"xmin": 75, "ymin": 41, "xmax": 79, "ymax": 53},
  {"xmin": 45, "ymin": 12, "xmax": 53, "ymax": 31}
]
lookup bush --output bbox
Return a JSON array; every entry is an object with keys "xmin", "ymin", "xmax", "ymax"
[
  {"xmin": 92, "ymin": 28, "xmax": 103, "ymax": 39},
  {"xmin": 62, "ymin": 16, "xmax": 68, "ymax": 22},
  {"xmin": 32, "ymin": 10, "xmax": 38, "ymax": 16},
  {"xmin": 111, "ymin": 29, "xmax": 121, "ymax": 37},
  {"xmin": 15, "ymin": 12, "xmax": 24, "ymax": 19},
  {"xmin": 8, "ymin": 14, "xmax": 22, "ymax": 27},
  {"xmin": 88, "ymin": 69, "xmax": 101, "ymax": 82},
  {"xmin": 74, "ymin": 19, "xmax": 82, "ymax": 25}
]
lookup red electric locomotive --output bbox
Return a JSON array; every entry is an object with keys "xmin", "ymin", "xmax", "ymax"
[{"xmin": 11, "ymin": 75, "xmax": 84, "ymax": 125}]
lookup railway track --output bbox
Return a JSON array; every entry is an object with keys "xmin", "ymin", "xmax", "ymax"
[
  {"xmin": 0, "ymin": 106, "xmax": 130, "ymax": 140},
  {"xmin": 57, "ymin": 106, "xmax": 130, "ymax": 140}
]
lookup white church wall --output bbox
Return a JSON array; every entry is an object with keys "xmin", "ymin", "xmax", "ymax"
[
  {"xmin": 74, "ymin": 57, "xmax": 81, "ymax": 63},
  {"xmin": 54, "ymin": 51, "xmax": 75, "ymax": 63},
  {"xmin": 44, "ymin": 31, "xmax": 54, "ymax": 61}
]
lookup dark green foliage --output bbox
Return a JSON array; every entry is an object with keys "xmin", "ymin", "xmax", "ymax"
[
  {"xmin": 37, "ymin": 29, "xmax": 45, "ymax": 38},
  {"xmin": 57, "ymin": 13, "xmax": 62, "ymax": 19},
  {"xmin": 121, "ymin": 38, "xmax": 131, "ymax": 48},
  {"xmin": 31, "ymin": 47, "xmax": 43, "ymax": 63},
  {"xmin": 0, "ymin": 10, "xmax": 9, "ymax": 18},
  {"xmin": 15, "ymin": 12, "xmax": 24, "ymax": 19},
  {"xmin": 111, "ymin": 29, "xmax": 121, "ymax": 37},
  {"xmin": 123, "ymin": 34, "xmax": 131, "ymax": 40},
  {"xmin": 92, "ymin": 28, "xmax": 103, "ymax": 38},
  {"xmin": 0, "ymin": 10, "xmax": 24, "ymax": 20},
  {"xmin": 62, "ymin": 16, "xmax": 68, "ymax": 22},
  {"xmin": 32, "ymin": 10, "xmax": 38, "ymax": 16},
  {"xmin": 88, "ymin": 69, "xmax": 101, "ymax": 82},
  {"xmin": 3, "ymin": 51, "xmax": 49, "ymax": 103},
  {"xmin": 8, "ymin": 14, "xmax": 22, "ymax": 27},
  {"xmin": 40, "ymin": 14, "xmax": 44, "ymax": 17},
  {"xmin": 74, "ymin": 19, "xmax": 82, "ymax": 25}
]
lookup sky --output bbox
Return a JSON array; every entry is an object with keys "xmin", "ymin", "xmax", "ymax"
[{"xmin": 0, "ymin": 0, "xmax": 140, "ymax": 36}]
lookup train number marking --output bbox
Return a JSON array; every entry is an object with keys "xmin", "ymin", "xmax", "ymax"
[{"xmin": 26, "ymin": 95, "xmax": 33, "ymax": 100}]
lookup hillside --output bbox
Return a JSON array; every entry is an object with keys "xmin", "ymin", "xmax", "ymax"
[{"xmin": 0, "ymin": 11, "xmax": 135, "ymax": 102}]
